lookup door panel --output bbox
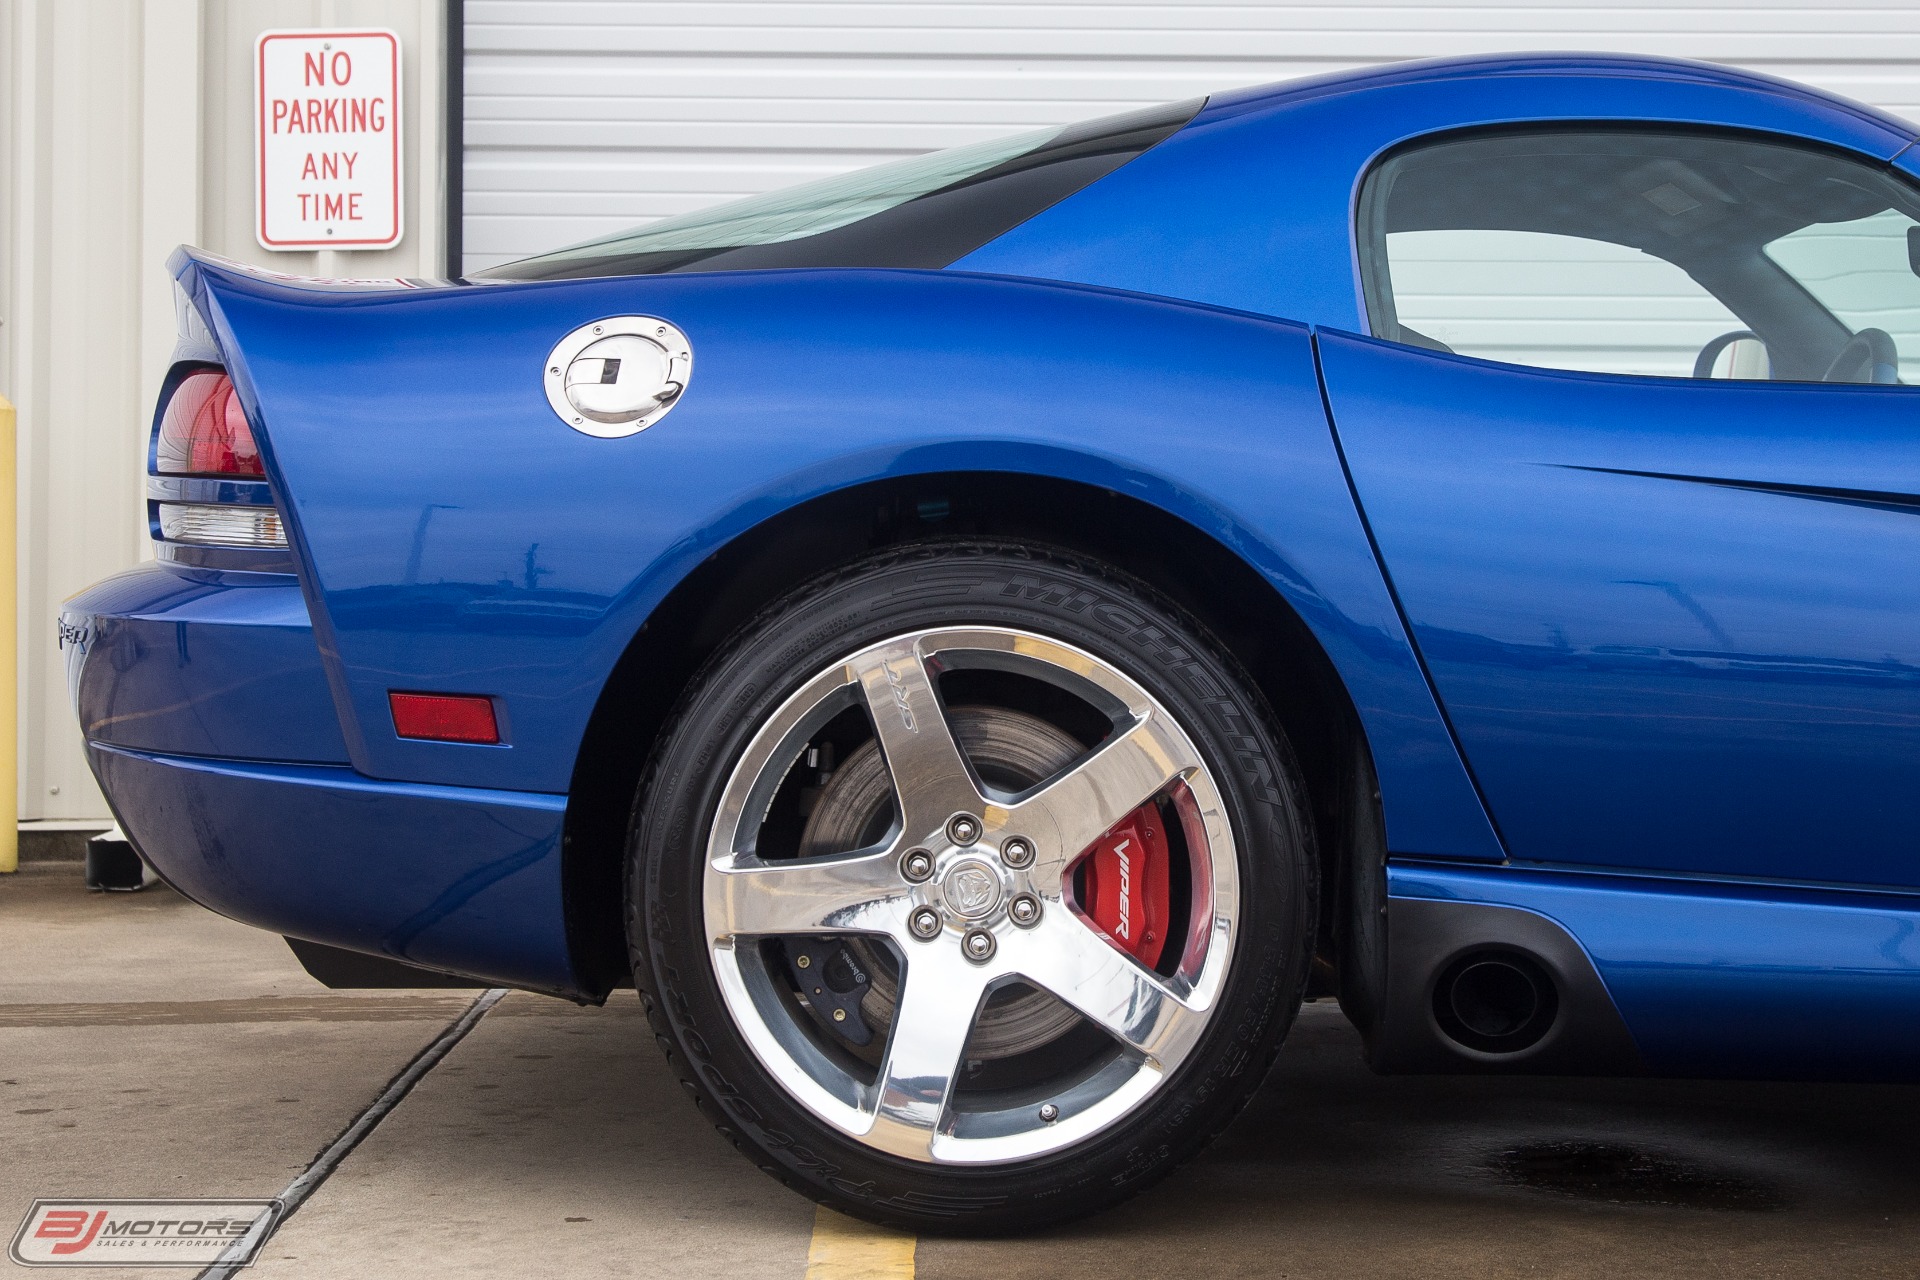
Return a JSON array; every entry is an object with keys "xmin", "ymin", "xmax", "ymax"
[{"xmin": 1321, "ymin": 330, "xmax": 1920, "ymax": 888}]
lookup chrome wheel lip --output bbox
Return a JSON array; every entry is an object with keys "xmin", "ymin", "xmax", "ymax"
[{"xmin": 702, "ymin": 625, "xmax": 1241, "ymax": 1166}]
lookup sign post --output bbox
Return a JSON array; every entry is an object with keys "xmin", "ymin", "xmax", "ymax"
[{"xmin": 255, "ymin": 29, "xmax": 402, "ymax": 252}]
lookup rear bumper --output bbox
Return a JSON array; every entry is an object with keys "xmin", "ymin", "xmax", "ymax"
[
  {"xmin": 63, "ymin": 562, "xmax": 584, "ymax": 997},
  {"xmin": 65, "ymin": 564, "xmax": 348, "ymax": 763},
  {"xmin": 89, "ymin": 745, "xmax": 579, "ymax": 996}
]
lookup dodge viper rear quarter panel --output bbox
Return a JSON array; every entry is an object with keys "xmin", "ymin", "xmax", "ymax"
[{"xmin": 189, "ymin": 258, "xmax": 1500, "ymax": 865}]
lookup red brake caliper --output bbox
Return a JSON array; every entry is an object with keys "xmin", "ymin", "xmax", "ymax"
[{"xmin": 1077, "ymin": 801, "xmax": 1172, "ymax": 966}]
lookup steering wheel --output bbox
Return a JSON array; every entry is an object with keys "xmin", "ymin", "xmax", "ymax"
[
  {"xmin": 1693, "ymin": 330, "xmax": 1761, "ymax": 379},
  {"xmin": 1823, "ymin": 327, "xmax": 1901, "ymax": 384}
]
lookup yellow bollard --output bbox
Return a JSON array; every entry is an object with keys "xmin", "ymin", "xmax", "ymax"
[{"xmin": 0, "ymin": 397, "xmax": 14, "ymax": 873}]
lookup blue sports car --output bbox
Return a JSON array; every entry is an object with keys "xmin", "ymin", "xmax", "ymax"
[{"xmin": 63, "ymin": 52, "xmax": 1920, "ymax": 1229}]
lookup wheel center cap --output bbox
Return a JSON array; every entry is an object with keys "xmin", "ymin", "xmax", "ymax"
[{"xmin": 941, "ymin": 859, "xmax": 1004, "ymax": 920}]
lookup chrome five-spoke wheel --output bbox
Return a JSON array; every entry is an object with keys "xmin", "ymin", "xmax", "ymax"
[
  {"xmin": 631, "ymin": 544, "xmax": 1313, "ymax": 1231},
  {"xmin": 704, "ymin": 625, "xmax": 1239, "ymax": 1163}
]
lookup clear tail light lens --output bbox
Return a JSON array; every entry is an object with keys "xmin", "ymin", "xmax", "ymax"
[
  {"xmin": 156, "ymin": 370, "xmax": 264, "ymax": 477},
  {"xmin": 157, "ymin": 503, "xmax": 287, "ymax": 548}
]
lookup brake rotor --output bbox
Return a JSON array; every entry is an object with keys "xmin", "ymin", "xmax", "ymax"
[{"xmin": 799, "ymin": 705, "xmax": 1088, "ymax": 1060}]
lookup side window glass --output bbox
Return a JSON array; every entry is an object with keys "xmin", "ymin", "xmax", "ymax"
[
  {"xmin": 1387, "ymin": 228, "xmax": 1744, "ymax": 377},
  {"xmin": 1358, "ymin": 129, "xmax": 1920, "ymax": 384},
  {"xmin": 1764, "ymin": 209, "xmax": 1920, "ymax": 382}
]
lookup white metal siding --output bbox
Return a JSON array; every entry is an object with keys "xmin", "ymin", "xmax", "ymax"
[
  {"xmin": 463, "ymin": 0, "xmax": 1920, "ymax": 273},
  {"xmin": 3, "ymin": 0, "xmax": 447, "ymax": 820}
]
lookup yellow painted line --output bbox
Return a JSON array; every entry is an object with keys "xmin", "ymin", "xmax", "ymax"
[{"xmin": 806, "ymin": 1205, "xmax": 916, "ymax": 1279}]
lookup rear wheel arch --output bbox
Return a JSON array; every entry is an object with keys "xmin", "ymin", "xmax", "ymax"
[{"xmin": 560, "ymin": 470, "xmax": 1386, "ymax": 1013}]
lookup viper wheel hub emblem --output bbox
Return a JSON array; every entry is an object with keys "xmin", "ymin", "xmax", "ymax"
[{"xmin": 941, "ymin": 859, "xmax": 1004, "ymax": 919}]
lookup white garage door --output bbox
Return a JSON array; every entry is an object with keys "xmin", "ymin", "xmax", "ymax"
[{"xmin": 463, "ymin": 1, "xmax": 1920, "ymax": 277}]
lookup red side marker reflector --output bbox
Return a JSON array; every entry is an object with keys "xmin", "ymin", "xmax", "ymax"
[{"xmin": 389, "ymin": 692, "xmax": 500, "ymax": 744}]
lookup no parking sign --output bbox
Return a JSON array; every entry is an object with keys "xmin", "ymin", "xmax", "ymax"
[{"xmin": 255, "ymin": 29, "xmax": 402, "ymax": 251}]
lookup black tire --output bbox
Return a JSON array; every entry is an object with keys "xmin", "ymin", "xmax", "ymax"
[{"xmin": 627, "ymin": 541, "xmax": 1317, "ymax": 1232}]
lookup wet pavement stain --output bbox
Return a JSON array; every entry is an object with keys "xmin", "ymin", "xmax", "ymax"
[{"xmin": 1490, "ymin": 1140, "xmax": 1786, "ymax": 1212}]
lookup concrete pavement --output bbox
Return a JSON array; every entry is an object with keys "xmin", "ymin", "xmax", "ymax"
[
  {"xmin": 0, "ymin": 863, "xmax": 479, "ymax": 1279},
  {"xmin": 6, "ymin": 860, "xmax": 1920, "ymax": 1278}
]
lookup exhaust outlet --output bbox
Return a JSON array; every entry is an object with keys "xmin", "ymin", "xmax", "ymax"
[{"xmin": 1432, "ymin": 950, "xmax": 1559, "ymax": 1054}]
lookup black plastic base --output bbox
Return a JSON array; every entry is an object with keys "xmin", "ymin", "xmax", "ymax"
[
  {"xmin": 1368, "ymin": 896, "xmax": 1644, "ymax": 1075},
  {"xmin": 84, "ymin": 832, "xmax": 156, "ymax": 891}
]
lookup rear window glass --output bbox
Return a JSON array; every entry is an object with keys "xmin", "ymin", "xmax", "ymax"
[{"xmin": 477, "ymin": 99, "xmax": 1200, "ymax": 282}]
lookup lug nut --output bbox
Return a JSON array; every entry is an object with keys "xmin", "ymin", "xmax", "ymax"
[
  {"xmin": 796, "ymin": 954, "xmax": 811, "ymax": 969},
  {"xmin": 1009, "ymin": 894, "xmax": 1041, "ymax": 927},
  {"xmin": 900, "ymin": 849, "xmax": 934, "ymax": 882},
  {"xmin": 947, "ymin": 814, "xmax": 981, "ymax": 846},
  {"xmin": 1038, "ymin": 1103, "xmax": 1060, "ymax": 1123},
  {"xmin": 832, "ymin": 1008, "xmax": 846, "ymax": 1023},
  {"xmin": 962, "ymin": 928, "xmax": 996, "ymax": 963},
  {"xmin": 909, "ymin": 907, "xmax": 942, "ymax": 940},
  {"xmin": 1001, "ymin": 836, "xmax": 1034, "ymax": 868}
]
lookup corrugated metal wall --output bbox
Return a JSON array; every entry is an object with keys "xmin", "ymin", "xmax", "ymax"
[
  {"xmin": 462, "ymin": 1, "xmax": 1920, "ymax": 274},
  {"xmin": 2, "ymin": 0, "xmax": 447, "ymax": 821}
]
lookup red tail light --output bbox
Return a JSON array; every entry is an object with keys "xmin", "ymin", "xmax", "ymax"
[{"xmin": 156, "ymin": 370, "xmax": 264, "ymax": 477}]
